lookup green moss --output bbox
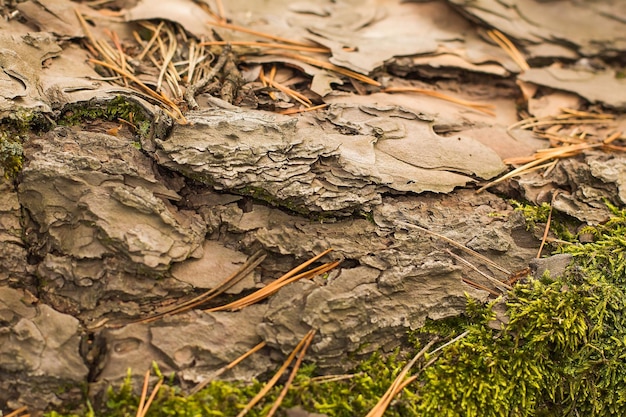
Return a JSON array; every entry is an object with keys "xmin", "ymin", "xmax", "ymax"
[
  {"xmin": 511, "ymin": 200, "xmax": 577, "ymax": 241},
  {"xmin": 59, "ymin": 96, "xmax": 151, "ymax": 139},
  {"xmin": 0, "ymin": 109, "xmax": 50, "ymax": 178},
  {"xmin": 412, "ymin": 203, "xmax": 626, "ymax": 416}
]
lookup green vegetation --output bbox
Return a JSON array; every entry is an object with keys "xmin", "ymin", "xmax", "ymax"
[
  {"xmin": 0, "ymin": 109, "xmax": 50, "ymax": 178},
  {"xmin": 59, "ymin": 95, "xmax": 152, "ymax": 137},
  {"xmin": 47, "ymin": 202, "xmax": 626, "ymax": 416},
  {"xmin": 0, "ymin": 96, "xmax": 152, "ymax": 178}
]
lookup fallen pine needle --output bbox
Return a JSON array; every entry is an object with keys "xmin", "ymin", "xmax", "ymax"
[
  {"xmin": 259, "ymin": 67, "xmax": 312, "ymax": 106},
  {"xmin": 487, "ymin": 29, "xmax": 529, "ymax": 71},
  {"xmin": 136, "ymin": 369, "xmax": 163, "ymax": 417},
  {"xmin": 280, "ymin": 103, "xmax": 329, "ymax": 115},
  {"xmin": 382, "ymin": 86, "xmax": 496, "ymax": 116},
  {"xmin": 129, "ymin": 249, "xmax": 267, "ymax": 326},
  {"xmin": 270, "ymin": 52, "xmax": 381, "ymax": 86},
  {"xmin": 236, "ymin": 329, "xmax": 316, "ymax": 417},
  {"xmin": 4, "ymin": 406, "xmax": 29, "ymax": 417},
  {"xmin": 191, "ymin": 341, "xmax": 267, "ymax": 394},
  {"xmin": 366, "ymin": 338, "xmax": 437, "ymax": 417},
  {"xmin": 462, "ymin": 277, "xmax": 501, "ymax": 297},
  {"xmin": 206, "ymin": 259, "xmax": 340, "ymax": 312},
  {"xmin": 89, "ymin": 58, "xmax": 187, "ymax": 123},
  {"xmin": 207, "ymin": 20, "xmax": 315, "ymax": 48},
  {"xmin": 266, "ymin": 330, "xmax": 316, "ymax": 417},
  {"xmin": 446, "ymin": 249, "xmax": 512, "ymax": 292},
  {"xmin": 537, "ymin": 195, "xmax": 556, "ymax": 258},
  {"xmin": 201, "ymin": 40, "xmax": 329, "ymax": 54},
  {"xmin": 397, "ymin": 221, "xmax": 511, "ymax": 275}
]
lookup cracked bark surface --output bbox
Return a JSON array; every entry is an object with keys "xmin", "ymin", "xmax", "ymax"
[{"xmin": 1, "ymin": 0, "xmax": 625, "ymax": 413}]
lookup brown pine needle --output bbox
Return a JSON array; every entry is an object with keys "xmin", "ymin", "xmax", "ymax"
[
  {"xmin": 462, "ymin": 277, "xmax": 501, "ymax": 297},
  {"xmin": 398, "ymin": 221, "xmax": 511, "ymax": 275},
  {"xmin": 130, "ymin": 249, "xmax": 267, "ymax": 325},
  {"xmin": 366, "ymin": 338, "xmax": 437, "ymax": 417},
  {"xmin": 191, "ymin": 341, "xmax": 267, "ymax": 394},
  {"xmin": 137, "ymin": 21, "xmax": 164, "ymax": 61},
  {"xmin": 478, "ymin": 139, "xmax": 615, "ymax": 193},
  {"xmin": 136, "ymin": 369, "xmax": 150, "ymax": 417},
  {"xmin": 279, "ymin": 103, "xmax": 329, "ymax": 115},
  {"xmin": 5, "ymin": 406, "xmax": 29, "ymax": 417},
  {"xmin": 537, "ymin": 197, "xmax": 556, "ymax": 258},
  {"xmin": 206, "ymin": 260, "xmax": 340, "ymax": 312},
  {"xmin": 137, "ymin": 374, "xmax": 164, "ymax": 417},
  {"xmin": 270, "ymin": 52, "xmax": 381, "ymax": 86},
  {"xmin": 207, "ymin": 20, "xmax": 314, "ymax": 48},
  {"xmin": 382, "ymin": 86, "xmax": 496, "ymax": 116},
  {"xmin": 487, "ymin": 29, "xmax": 529, "ymax": 71},
  {"xmin": 236, "ymin": 329, "xmax": 316, "ymax": 417},
  {"xmin": 446, "ymin": 249, "xmax": 512, "ymax": 291},
  {"xmin": 201, "ymin": 40, "xmax": 329, "ymax": 54},
  {"xmin": 266, "ymin": 330, "xmax": 316, "ymax": 417},
  {"xmin": 89, "ymin": 58, "xmax": 187, "ymax": 123},
  {"xmin": 214, "ymin": 0, "xmax": 226, "ymax": 23},
  {"xmin": 259, "ymin": 68, "xmax": 312, "ymax": 107}
]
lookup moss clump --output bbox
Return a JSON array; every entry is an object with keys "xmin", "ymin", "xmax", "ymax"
[
  {"xmin": 414, "ymin": 203, "xmax": 626, "ymax": 416},
  {"xmin": 0, "ymin": 109, "xmax": 50, "ymax": 178},
  {"xmin": 59, "ymin": 95, "xmax": 152, "ymax": 139}
]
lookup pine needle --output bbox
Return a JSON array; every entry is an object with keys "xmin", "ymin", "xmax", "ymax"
[
  {"xmin": 206, "ymin": 259, "xmax": 340, "ymax": 312},
  {"xmin": 269, "ymin": 52, "xmax": 381, "ymax": 86},
  {"xmin": 236, "ymin": 329, "xmax": 316, "ymax": 417},
  {"xmin": 191, "ymin": 341, "xmax": 267, "ymax": 394},
  {"xmin": 201, "ymin": 40, "xmax": 329, "ymax": 54},
  {"xmin": 279, "ymin": 103, "xmax": 329, "ymax": 115},
  {"xmin": 207, "ymin": 20, "xmax": 315, "ymax": 48},
  {"xmin": 136, "ymin": 370, "xmax": 163, "ymax": 417},
  {"xmin": 382, "ymin": 86, "xmax": 496, "ymax": 116},
  {"xmin": 487, "ymin": 29, "xmax": 529, "ymax": 71},
  {"xmin": 130, "ymin": 249, "xmax": 267, "ymax": 325},
  {"xmin": 445, "ymin": 249, "xmax": 512, "ymax": 292},
  {"xmin": 4, "ymin": 406, "xmax": 29, "ymax": 417},
  {"xmin": 365, "ymin": 338, "xmax": 437, "ymax": 417},
  {"xmin": 266, "ymin": 330, "xmax": 316, "ymax": 417},
  {"xmin": 537, "ymin": 196, "xmax": 556, "ymax": 258},
  {"xmin": 397, "ymin": 221, "xmax": 511, "ymax": 275},
  {"xmin": 259, "ymin": 67, "xmax": 312, "ymax": 107}
]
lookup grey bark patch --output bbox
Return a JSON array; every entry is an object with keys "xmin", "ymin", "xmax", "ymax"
[
  {"xmin": 530, "ymin": 254, "xmax": 574, "ymax": 280},
  {"xmin": 156, "ymin": 105, "xmax": 504, "ymax": 215},
  {"xmin": 94, "ymin": 306, "xmax": 271, "ymax": 388},
  {"xmin": 0, "ymin": 287, "xmax": 88, "ymax": 411},
  {"xmin": 17, "ymin": 127, "xmax": 206, "ymax": 317}
]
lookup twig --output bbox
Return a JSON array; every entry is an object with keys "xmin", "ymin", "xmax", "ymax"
[{"xmin": 184, "ymin": 44, "xmax": 231, "ymax": 109}]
